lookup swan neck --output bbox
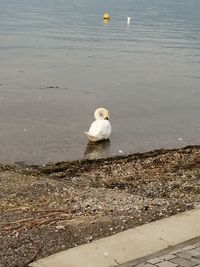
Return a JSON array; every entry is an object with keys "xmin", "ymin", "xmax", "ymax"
[{"xmin": 94, "ymin": 109, "xmax": 103, "ymax": 120}]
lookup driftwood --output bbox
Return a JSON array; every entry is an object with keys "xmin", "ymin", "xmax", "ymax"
[{"xmin": 0, "ymin": 209, "xmax": 72, "ymax": 231}]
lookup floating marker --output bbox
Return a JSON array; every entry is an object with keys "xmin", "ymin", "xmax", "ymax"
[
  {"xmin": 103, "ymin": 12, "xmax": 110, "ymax": 20},
  {"xmin": 127, "ymin": 16, "xmax": 131, "ymax": 25}
]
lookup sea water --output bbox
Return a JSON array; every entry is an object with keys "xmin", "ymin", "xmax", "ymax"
[{"xmin": 0, "ymin": 0, "xmax": 200, "ymax": 163}]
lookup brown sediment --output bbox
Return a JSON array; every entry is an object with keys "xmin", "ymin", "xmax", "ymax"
[{"xmin": 0, "ymin": 145, "xmax": 200, "ymax": 267}]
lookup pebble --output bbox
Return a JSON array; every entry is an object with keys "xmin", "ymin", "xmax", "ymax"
[
  {"xmin": 104, "ymin": 252, "xmax": 109, "ymax": 258},
  {"xmin": 56, "ymin": 225, "xmax": 65, "ymax": 230},
  {"xmin": 86, "ymin": 236, "xmax": 93, "ymax": 241}
]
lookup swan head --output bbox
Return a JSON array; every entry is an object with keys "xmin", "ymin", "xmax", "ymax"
[{"xmin": 94, "ymin": 107, "xmax": 110, "ymax": 120}]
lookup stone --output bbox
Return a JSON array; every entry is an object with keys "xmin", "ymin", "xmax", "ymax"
[
  {"xmin": 171, "ymin": 257, "xmax": 197, "ymax": 267},
  {"xmin": 147, "ymin": 257, "xmax": 163, "ymax": 264},
  {"xmin": 158, "ymin": 254, "xmax": 176, "ymax": 261},
  {"xmin": 157, "ymin": 262, "xmax": 177, "ymax": 267}
]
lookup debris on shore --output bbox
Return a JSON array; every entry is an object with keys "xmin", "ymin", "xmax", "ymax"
[{"xmin": 0, "ymin": 145, "xmax": 200, "ymax": 267}]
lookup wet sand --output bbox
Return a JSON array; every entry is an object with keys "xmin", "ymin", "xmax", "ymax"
[{"xmin": 0, "ymin": 145, "xmax": 200, "ymax": 267}]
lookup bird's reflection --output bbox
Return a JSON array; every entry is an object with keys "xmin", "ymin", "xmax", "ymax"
[{"xmin": 84, "ymin": 139, "xmax": 111, "ymax": 160}]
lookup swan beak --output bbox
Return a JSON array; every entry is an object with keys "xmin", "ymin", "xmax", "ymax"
[{"xmin": 104, "ymin": 116, "xmax": 109, "ymax": 120}]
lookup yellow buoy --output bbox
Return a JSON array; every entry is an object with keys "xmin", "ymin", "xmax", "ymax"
[{"xmin": 103, "ymin": 13, "xmax": 110, "ymax": 20}]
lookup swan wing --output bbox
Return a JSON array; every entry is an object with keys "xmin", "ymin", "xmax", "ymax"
[{"xmin": 86, "ymin": 120, "xmax": 111, "ymax": 141}]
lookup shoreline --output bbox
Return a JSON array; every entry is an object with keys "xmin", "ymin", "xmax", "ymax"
[
  {"xmin": 2, "ymin": 144, "xmax": 200, "ymax": 169},
  {"xmin": 1, "ymin": 145, "xmax": 200, "ymax": 266}
]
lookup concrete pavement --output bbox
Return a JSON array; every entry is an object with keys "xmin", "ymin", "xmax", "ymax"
[
  {"xmin": 30, "ymin": 208, "xmax": 200, "ymax": 267},
  {"xmin": 119, "ymin": 237, "xmax": 200, "ymax": 266}
]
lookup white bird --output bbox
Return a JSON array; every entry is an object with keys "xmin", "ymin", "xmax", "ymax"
[{"xmin": 85, "ymin": 108, "xmax": 112, "ymax": 142}]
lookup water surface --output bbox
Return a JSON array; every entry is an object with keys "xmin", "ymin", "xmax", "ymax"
[{"xmin": 0, "ymin": 0, "xmax": 200, "ymax": 163}]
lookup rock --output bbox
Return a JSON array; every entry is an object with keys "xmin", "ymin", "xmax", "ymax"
[{"xmin": 56, "ymin": 225, "xmax": 65, "ymax": 230}]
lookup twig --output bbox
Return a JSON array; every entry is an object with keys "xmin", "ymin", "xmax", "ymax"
[
  {"xmin": 32, "ymin": 208, "xmax": 69, "ymax": 213},
  {"xmin": 4, "ymin": 206, "xmax": 30, "ymax": 212},
  {"xmin": 3, "ymin": 207, "xmax": 69, "ymax": 214},
  {"xmin": 0, "ymin": 217, "xmax": 35, "ymax": 226},
  {"xmin": 1, "ymin": 212, "xmax": 72, "ymax": 230},
  {"xmin": 1, "ymin": 212, "xmax": 70, "ymax": 226},
  {"xmin": 33, "ymin": 212, "xmax": 69, "ymax": 219},
  {"xmin": 35, "ymin": 214, "xmax": 73, "ymax": 227}
]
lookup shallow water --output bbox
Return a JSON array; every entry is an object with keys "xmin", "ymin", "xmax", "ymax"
[{"xmin": 0, "ymin": 0, "xmax": 200, "ymax": 164}]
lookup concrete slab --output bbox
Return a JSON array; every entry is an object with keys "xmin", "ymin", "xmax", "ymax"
[
  {"xmin": 139, "ymin": 209, "xmax": 200, "ymax": 246},
  {"xmin": 30, "ymin": 209, "xmax": 200, "ymax": 267}
]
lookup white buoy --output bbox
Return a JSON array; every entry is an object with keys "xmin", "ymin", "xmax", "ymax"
[{"xmin": 127, "ymin": 16, "xmax": 131, "ymax": 25}]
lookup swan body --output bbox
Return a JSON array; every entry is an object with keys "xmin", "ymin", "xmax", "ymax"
[{"xmin": 85, "ymin": 108, "xmax": 111, "ymax": 142}]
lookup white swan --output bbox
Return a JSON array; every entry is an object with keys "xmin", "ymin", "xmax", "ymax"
[{"xmin": 85, "ymin": 108, "xmax": 112, "ymax": 142}]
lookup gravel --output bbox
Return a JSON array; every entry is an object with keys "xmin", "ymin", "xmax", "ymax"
[{"xmin": 0, "ymin": 145, "xmax": 200, "ymax": 267}]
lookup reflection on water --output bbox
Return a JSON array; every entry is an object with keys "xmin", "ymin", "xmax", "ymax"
[
  {"xmin": 103, "ymin": 19, "xmax": 110, "ymax": 26},
  {"xmin": 84, "ymin": 140, "xmax": 111, "ymax": 160}
]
